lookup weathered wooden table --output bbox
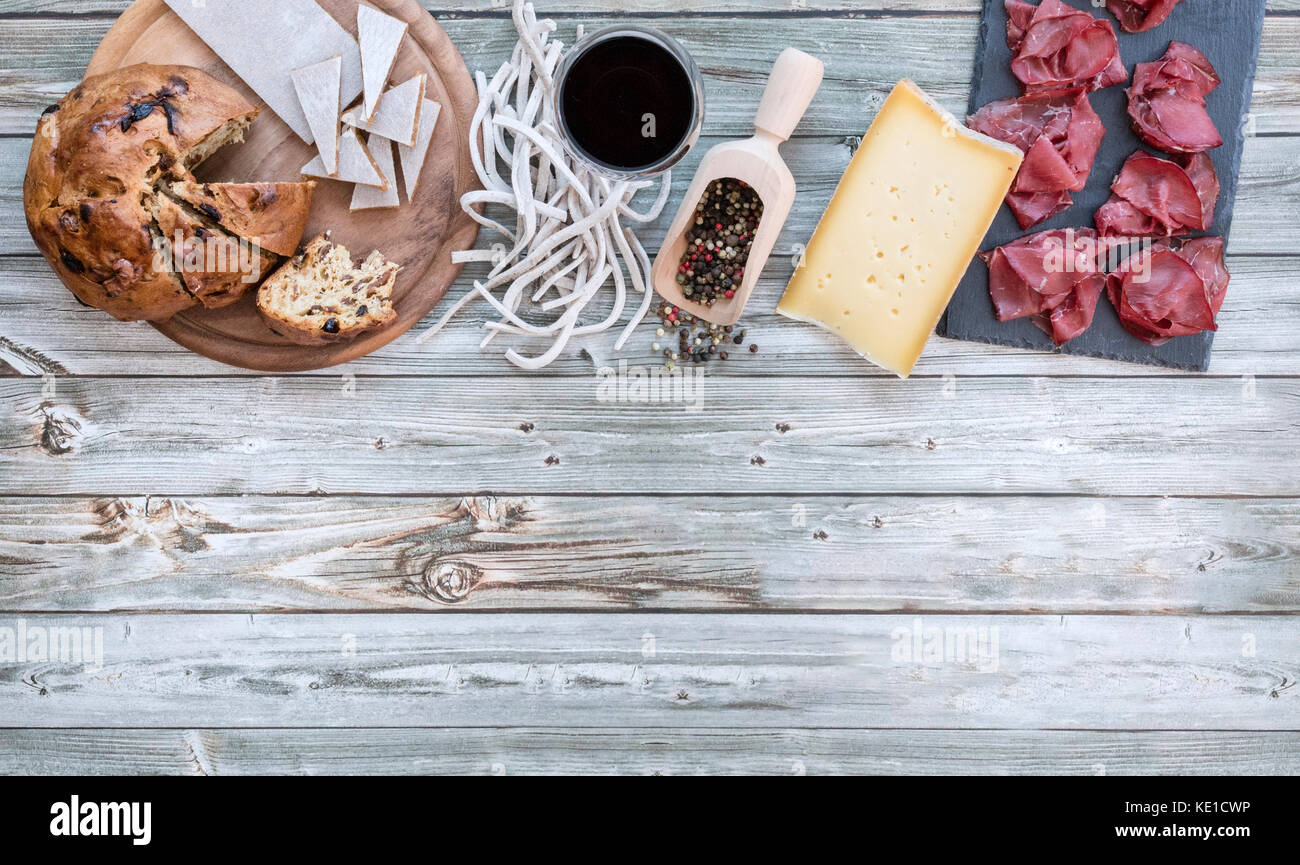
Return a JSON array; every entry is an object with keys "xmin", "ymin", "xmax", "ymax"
[{"xmin": 1, "ymin": 0, "xmax": 1297, "ymax": 775}]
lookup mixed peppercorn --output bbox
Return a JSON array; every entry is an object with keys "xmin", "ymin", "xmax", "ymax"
[
  {"xmin": 675, "ymin": 177, "xmax": 763, "ymax": 306},
  {"xmin": 651, "ymin": 300, "xmax": 759, "ymax": 370}
]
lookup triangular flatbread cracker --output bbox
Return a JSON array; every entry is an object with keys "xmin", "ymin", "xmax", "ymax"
[
  {"xmin": 292, "ymin": 55, "xmax": 343, "ymax": 175},
  {"xmin": 399, "ymin": 98, "xmax": 442, "ymax": 199},
  {"xmin": 351, "ymin": 137, "xmax": 401, "ymax": 211},
  {"xmin": 303, "ymin": 127, "xmax": 385, "ymax": 188},
  {"xmin": 357, "ymin": 4, "xmax": 408, "ymax": 121},
  {"xmin": 342, "ymin": 74, "xmax": 425, "ymax": 147}
]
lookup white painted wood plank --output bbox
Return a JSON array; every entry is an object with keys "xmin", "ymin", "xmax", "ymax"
[
  {"xmin": 0, "ymin": 263, "xmax": 1291, "ymax": 381},
  {"xmin": 1, "ymin": 495, "xmax": 1297, "ymax": 613},
  {"xmin": 3, "ymin": 728, "xmax": 1299, "ymax": 775},
  {"xmin": 2, "ymin": 16, "xmax": 1297, "ymax": 137},
  {"xmin": 3, "ymin": 376, "xmax": 1295, "ymax": 496},
  {"xmin": 0, "ymin": 613, "xmax": 1295, "ymax": 728},
  {"xmin": 3, "ymin": 254, "xmax": 1298, "ymax": 377}
]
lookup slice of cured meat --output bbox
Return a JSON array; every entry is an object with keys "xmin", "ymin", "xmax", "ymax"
[
  {"xmin": 980, "ymin": 227, "xmax": 1108, "ymax": 344},
  {"xmin": 969, "ymin": 87, "xmax": 1105, "ymax": 229},
  {"xmin": 1107, "ymin": 237, "xmax": 1230, "ymax": 345},
  {"xmin": 1180, "ymin": 236, "xmax": 1232, "ymax": 320},
  {"xmin": 1128, "ymin": 41, "xmax": 1223, "ymax": 154},
  {"xmin": 1005, "ymin": 0, "xmax": 1127, "ymax": 94},
  {"xmin": 1095, "ymin": 150, "xmax": 1220, "ymax": 237},
  {"xmin": 1180, "ymin": 150, "xmax": 1221, "ymax": 228},
  {"xmin": 1106, "ymin": 0, "xmax": 1184, "ymax": 33}
]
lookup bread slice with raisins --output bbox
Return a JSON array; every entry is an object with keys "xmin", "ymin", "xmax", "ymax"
[{"xmin": 256, "ymin": 232, "xmax": 400, "ymax": 345}]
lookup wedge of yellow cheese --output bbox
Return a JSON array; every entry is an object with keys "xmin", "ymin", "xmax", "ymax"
[{"xmin": 777, "ymin": 80, "xmax": 1022, "ymax": 377}]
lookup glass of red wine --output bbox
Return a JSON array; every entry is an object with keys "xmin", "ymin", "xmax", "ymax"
[{"xmin": 553, "ymin": 25, "xmax": 706, "ymax": 180}]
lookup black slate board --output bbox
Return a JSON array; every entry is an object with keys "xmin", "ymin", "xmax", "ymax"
[{"xmin": 939, "ymin": 0, "xmax": 1267, "ymax": 371}]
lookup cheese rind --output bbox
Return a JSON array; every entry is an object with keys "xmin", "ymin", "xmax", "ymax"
[{"xmin": 777, "ymin": 79, "xmax": 1022, "ymax": 377}]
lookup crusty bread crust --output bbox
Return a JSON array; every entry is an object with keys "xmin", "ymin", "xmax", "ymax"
[
  {"xmin": 257, "ymin": 233, "xmax": 400, "ymax": 346},
  {"xmin": 24, "ymin": 64, "xmax": 263, "ymax": 322}
]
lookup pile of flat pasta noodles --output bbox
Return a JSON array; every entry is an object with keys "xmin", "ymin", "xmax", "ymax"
[{"xmin": 418, "ymin": 0, "xmax": 671, "ymax": 369}]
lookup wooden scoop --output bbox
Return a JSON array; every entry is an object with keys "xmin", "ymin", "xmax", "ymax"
[{"xmin": 651, "ymin": 48, "xmax": 824, "ymax": 326}]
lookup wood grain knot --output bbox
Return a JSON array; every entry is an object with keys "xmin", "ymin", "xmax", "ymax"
[
  {"xmin": 421, "ymin": 560, "xmax": 483, "ymax": 604},
  {"xmin": 39, "ymin": 404, "xmax": 84, "ymax": 456},
  {"xmin": 462, "ymin": 495, "xmax": 528, "ymax": 529}
]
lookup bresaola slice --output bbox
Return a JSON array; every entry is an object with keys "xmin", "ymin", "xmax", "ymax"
[
  {"xmin": 1181, "ymin": 150, "xmax": 1221, "ymax": 230},
  {"xmin": 1128, "ymin": 41, "xmax": 1223, "ymax": 154},
  {"xmin": 1108, "ymin": 237, "xmax": 1230, "ymax": 345},
  {"xmin": 1106, "ymin": 0, "xmax": 1184, "ymax": 33},
  {"xmin": 968, "ymin": 87, "xmax": 1106, "ymax": 229},
  {"xmin": 1005, "ymin": 0, "xmax": 1127, "ymax": 94},
  {"xmin": 1095, "ymin": 150, "xmax": 1220, "ymax": 236},
  {"xmin": 980, "ymin": 228, "xmax": 1108, "ymax": 344},
  {"xmin": 1178, "ymin": 236, "xmax": 1231, "ymax": 318}
]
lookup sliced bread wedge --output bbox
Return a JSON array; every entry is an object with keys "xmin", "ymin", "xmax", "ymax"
[
  {"xmin": 257, "ymin": 232, "xmax": 400, "ymax": 345},
  {"xmin": 167, "ymin": 180, "xmax": 316, "ymax": 257},
  {"xmin": 149, "ymin": 195, "xmax": 278, "ymax": 309}
]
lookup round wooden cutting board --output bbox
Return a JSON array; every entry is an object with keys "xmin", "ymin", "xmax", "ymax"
[{"xmin": 85, "ymin": 0, "xmax": 480, "ymax": 371}]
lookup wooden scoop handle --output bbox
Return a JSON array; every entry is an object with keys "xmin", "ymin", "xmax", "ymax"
[{"xmin": 753, "ymin": 48, "xmax": 825, "ymax": 142}]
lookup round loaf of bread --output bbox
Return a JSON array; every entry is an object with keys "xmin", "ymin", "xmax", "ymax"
[{"xmin": 23, "ymin": 64, "xmax": 260, "ymax": 321}]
